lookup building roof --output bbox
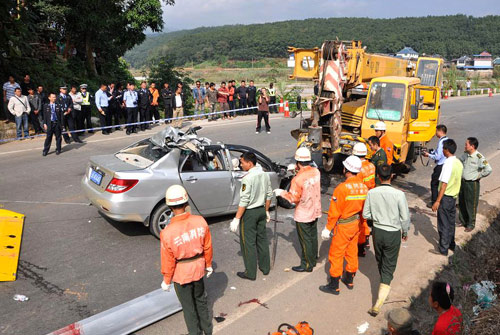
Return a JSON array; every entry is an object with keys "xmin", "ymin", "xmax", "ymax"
[
  {"xmin": 473, "ymin": 51, "xmax": 492, "ymax": 57},
  {"xmin": 396, "ymin": 47, "xmax": 418, "ymax": 55},
  {"xmin": 457, "ymin": 55, "xmax": 471, "ymax": 62}
]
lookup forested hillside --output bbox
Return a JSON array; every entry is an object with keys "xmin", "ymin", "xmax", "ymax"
[{"xmin": 125, "ymin": 15, "xmax": 500, "ymax": 69}]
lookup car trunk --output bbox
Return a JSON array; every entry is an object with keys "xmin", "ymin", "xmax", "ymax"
[{"xmin": 86, "ymin": 155, "xmax": 145, "ymax": 193}]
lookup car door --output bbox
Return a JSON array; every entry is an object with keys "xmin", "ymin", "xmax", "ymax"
[{"xmin": 179, "ymin": 147, "xmax": 233, "ymax": 215}]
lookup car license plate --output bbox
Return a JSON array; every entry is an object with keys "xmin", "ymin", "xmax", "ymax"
[{"xmin": 90, "ymin": 169, "xmax": 103, "ymax": 186}]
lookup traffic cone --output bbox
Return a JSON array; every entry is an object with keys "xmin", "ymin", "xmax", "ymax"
[
  {"xmin": 489, "ymin": 89, "xmax": 493, "ymax": 97},
  {"xmin": 279, "ymin": 98, "xmax": 284, "ymax": 113},
  {"xmin": 444, "ymin": 91, "xmax": 448, "ymax": 100},
  {"xmin": 284, "ymin": 100, "xmax": 290, "ymax": 117}
]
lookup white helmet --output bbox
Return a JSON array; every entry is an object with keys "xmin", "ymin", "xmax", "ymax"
[
  {"xmin": 342, "ymin": 155, "xmax": 362, "ymax": 173},
  {"xmin": 374, "ymin": 121, "xmax": 386, "ymax": 131},
  {"xmin": 166, "ymin": 185, "xmax": 189, "ymax": 206},
  {"xmin": 294, "ymin": 147, "xmax": 312, "ymax": 162},
  {"xmin": 352, "ymin": 142, "xmax": 368, "ymax": 157}
]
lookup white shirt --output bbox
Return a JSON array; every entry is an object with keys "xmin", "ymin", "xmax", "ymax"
[
  {"xmin": 8, "ymin": 95, "xmax": 31, "ymax": 117},
  {"xmin": 175, "ymin": 95, "xmax": 182, "ymax": 107},
  {"xmin": 439, "ymin": 156, "xmax": 457, "ymax": 184},
  {"xmin": 69, "ymin": 92, "xmax": 83, "ymax": 111}
]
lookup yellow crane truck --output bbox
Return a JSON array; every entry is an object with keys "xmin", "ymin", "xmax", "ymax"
[{"xmin": 289, "ymin": 40, "xmax": 443, "ymax": 172}]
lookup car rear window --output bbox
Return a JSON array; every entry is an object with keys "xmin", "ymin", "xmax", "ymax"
[{"xmin": 116, "ymin": 138, "xmax": 169, "ymax": 167}]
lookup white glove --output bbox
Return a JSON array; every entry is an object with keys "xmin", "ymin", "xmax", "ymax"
[
  {"xmin": 161, "ymin": 281, "xmax": 171, "ymax": 291},
  {"xmin": 321, "ymin": 228, "xmax": 331, "ymax": 240},
  {"xmin": 287, "ymin": 163, "xmax": 297, "ymax": 172},
  {"xmin": 266, "ymin": 211, "xmax": 270, "ymax": 223},
  {"xmin": 230, "ymin": 218, "xmax": 240, "ymax": 233},
  {"xmin": 273, "ymin": 189, "xmax": 285, "ymax": 197},
  {"xmin": 206, "ymin": 267, "xmax": 213, "ymax": 278}
]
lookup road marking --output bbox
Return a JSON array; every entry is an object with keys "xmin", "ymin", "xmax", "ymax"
[{"xmin": 0, "ymin": 200, "xmax": 90, "ymax": 206}]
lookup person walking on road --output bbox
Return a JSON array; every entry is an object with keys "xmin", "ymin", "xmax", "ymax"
[
  {"xmin": 274, "ymin": 147, "xmax": 322, "ymax": 272},
  {"xmin": 320, "ymin": 155, "xmax": 368, "ymax": 295},
  {"xmin": 123, "ymin": 82, "xmax": 139, "ymax": 135},
  {"xmin": 363, "ymin": 164, "xmax": 410, "ymax": 316},
  {"xmin": 431, "ymin": 139, "xmax": 463, "ymax": 256},
  {"xmin": 8, "ymin": 87, "xmax": 31, "ymax": 139},
  {"xmin": 79, "ymin": 84, "xmax": 93, "ymax": 133},
  {"xmin": 353, "ymin": 142, "xmax": 376, "ymax": 256},
  {"xmin": 161, "ymin": 83, "xmax": 174, "ymax": 122},
  {"xmin": 458, "ymin": 137, "xmax": 492, "ymax": 232},
  {"xmin": 42, "ymin": 93, "xmax": 64, "ymax": 156},
  {"xmin": 423, "ymin": 125, "xmax": 448, "ymax": 207},
  {"xmin": 95, "ymin": 83, "xmax": 111, "ymax": 135},
  {"xmin": 160, "ymin": 185, "xmax": 213, "ymax": 335},
  {"xmin": 255, "ymin": 88, "xmax": 271, "ymax": 134},
  {"xmin": 230, "ymin": 152, "xmax": 273, "ymax": 281},
  {"xmin": 368, "ymin": 136, "xmax": 388, "ymax": 186},
  {"xmin": 374, "ymin": 121, "xmax": 394, "ymax": 165}
]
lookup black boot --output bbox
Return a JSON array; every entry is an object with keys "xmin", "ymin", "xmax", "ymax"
[
  {"xmin": 319, "ymin": 276, "xmax": 340, "ymax": 295},
  {"xmin": 358, "ymin": 243, "xmax": 366, "ymax": 257},
  {"xmin": 342, "ymin": 271, "xmax": 356, "ymax": 290}
]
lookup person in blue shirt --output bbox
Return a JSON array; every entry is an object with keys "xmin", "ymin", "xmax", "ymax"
[
  {"xmin": 123, "ymin": 82, "xmax": 139, "ymax": 135},
  {"xmin": 192, "ymin": 80, "xmax": 206, "ymax": 119},
  {"xmin": 42, "ymin": 93, "xmax": 64, "ymax": 156},
  {"xmin": 95, "ymin": 83, "xmax": 111, "ymax": 135},
  {"xmin": 423, "ymin": 124, "xmax": 448, "ymax": 207}
]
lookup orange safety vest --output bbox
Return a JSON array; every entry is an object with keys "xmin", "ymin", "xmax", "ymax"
[
  {"xmin": 149, "ymin": 87, "xmax": 159, "ymax": 106},
  {"xmin": 160, "ymin": 212, "xmax": 213, "ymax": 285},
  {"xmin": 379, "ymin": 134, "xmax": 394, "ymax": 165},
  {"xmin": 359, "ymin": 159, "xmax": 376, "ymax": 190},
  {"xmin": 326, "ymin": 176, "xmax": 368, "ymax": 231}
]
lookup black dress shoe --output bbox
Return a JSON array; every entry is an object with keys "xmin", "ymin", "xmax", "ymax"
[
  {"xmin": 42, "ymin": 152, "xmax": 47, "ymax": 156},
  {"xmin": 102, "ymin": 132, "xmax": 110, "ymax": 135},
  {"xmin": 56, "ymin": 150, "xmax": 61, "ymax": 155},
  {"xmin": 319, "ymin": 284, "xmax": 340, "ymax": 295},
  {"xmin": 292, "ymin": 266, "xmax": 312, "ymax": 273},
  {"xmin": 236, "ymin": 272, "xmax": 255, "ymax": 281},
  {"xmin": 75, "ymin": 138, "xmax": 84, "ymax": 143},
  {"xmin": 126, "ymin": 130, "xmax": 131, "ymax": 135},
  {"xmin": 64, "ymin": 138, "xmax": 71, "ymax": 144}
]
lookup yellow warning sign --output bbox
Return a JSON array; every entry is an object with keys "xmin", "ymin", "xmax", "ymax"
[{"xmin": 0, "ymin": 209, "xmax": 25, "ymax": 281}]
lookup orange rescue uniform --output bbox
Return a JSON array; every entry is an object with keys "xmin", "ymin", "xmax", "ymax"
[
  {"xmin": 379, "ymin": 134, "xmax": 394, "ymax": 165},
  {"xmin": 160, "ymin": 212, "xmax": 213, "ymax": 285},
  {"xmin": 358, "ymin": 159, "xmax": 376, "ymax": 244},
  {"xmin": 326, "ymin": 176, "xmax": 368, "ymax": 277},
  {"xmin": 150, "ymin": 87, "xmax": 159, "ymax": 106}
]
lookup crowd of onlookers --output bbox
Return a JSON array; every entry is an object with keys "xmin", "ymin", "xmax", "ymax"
[{"xmin": 2, "ymin": 74, "xmax": 280, "ymax": 141}]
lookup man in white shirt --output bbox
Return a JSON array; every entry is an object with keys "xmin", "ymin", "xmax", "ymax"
[
  {"xmin": 8, "ymin": 87, "xmax": 31, "ymax": 139},
  {"xmin": 172, "ymin": 86, "xmax": 184, "ymax": 128}
]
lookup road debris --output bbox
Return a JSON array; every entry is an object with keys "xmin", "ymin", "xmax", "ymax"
[
  {"xmin": 471, "ymin": 281, "xmax": 497, "ymax": 315},
  {"xmin": 356, "ymin": 321, "xmax": 369, "ymax": 334},
  {"xmin": 284, "ymin": 268, "xmax": 291, "ymax": 272},
  {"xmin": 238, "ymin": 298, "xmax": 268, "ymax": 309},
  {"xmin": 214, "ymin": 313, "xmax": 227, "ymax": 323},
  {"xmin": 13, "ymin": 294, "xmax": 29, "ymax": 302},
  {"xmin": 230, "ymin": 286, "xmax": 236, "ymax": 290}
]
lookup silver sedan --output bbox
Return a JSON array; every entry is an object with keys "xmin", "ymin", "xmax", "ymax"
[{"xmin": 81, "ymin": 127, "xmax": 285, "ymax": 238}]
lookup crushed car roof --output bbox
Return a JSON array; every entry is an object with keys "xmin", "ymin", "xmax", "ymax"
[{"xmin": 150, "ymin": 126, "xmax": 212, "ymax": 153}]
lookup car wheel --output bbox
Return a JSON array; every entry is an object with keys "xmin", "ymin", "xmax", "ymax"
[{"xmin": 149, "ymin": 202, "xmax": 174, "ymax": 239}]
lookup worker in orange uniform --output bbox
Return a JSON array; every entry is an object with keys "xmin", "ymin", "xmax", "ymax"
[
  {"xmin": 374, "ymin": 121, "xmax": 394, "ymax": 165},
  {"xmin": 149, "ymin": 82, "xmax": 160, "ymax": 123},
  {"xmin": 319, "ymin": 155, "xmax": 368, "ymax": 295},
  {"xmin": 274, "ymin": 147, "xmax": 322, "ymax": 272},
  {"xmin": 160, "ymin": 185, "xmax": 213, "ymax": 335},
  {"xmin": 353, "ymin": 142, "xmax": 376, "ymax": 257}
]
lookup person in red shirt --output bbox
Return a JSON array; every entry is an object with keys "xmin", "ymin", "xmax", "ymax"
[
  {"xmin": 319, "ymin": 155, "xmax": 368, "ymax": 295},
  {"xmin": 160, "ymin": 185, "xmax": 214, "ymax": 335},
  {"xmin": 217, "ymin": 81, "xmax": 230, "ymax": 120},
  {"xmin": 429, "ymin": 281, "xmax": 462, "ymax": 335}
]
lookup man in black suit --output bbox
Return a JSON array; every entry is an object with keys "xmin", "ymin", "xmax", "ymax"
[
  {"xmin": 137, "ymin": 81, "xmax": 152, "ymax": 131},
  {"xmin": 42, "ymin": 93, "xmax": 64, "ymax": 156},
  {"xmin": 57, "ymin": 85, "xmax": 83, "ymax": 144}
]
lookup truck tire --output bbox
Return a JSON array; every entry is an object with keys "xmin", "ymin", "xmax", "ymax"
[
  {"xmin": 405, "ymin": 142, "xmax": 416, "ymax": 166},
  {"xmin": 149, "ymin": 202, "xmax": 173, "ymax": 239}
]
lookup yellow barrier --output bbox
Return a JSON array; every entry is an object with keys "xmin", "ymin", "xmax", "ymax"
[{"xmin": 0, "ymin": 209, "xmax": 25, "ymax": 281}]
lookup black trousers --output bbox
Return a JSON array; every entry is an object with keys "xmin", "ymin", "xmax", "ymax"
[
  {"xmin": 431, "ymin": 164, "xmax": 443, "ymax": 203},
  {"xmin": 139, "ymin": 105, "xmax": 150, "ymax": 130},
  {"xmin": 29, "ymin": 111, "xmax": 42, "ymax": 133},
  {"xmin": 164, "ymin": 103, "xmax": 173, "ymax": 122},
  {"xmin": 174, "ymin": 279, "xmax": 213, "ymax": 335},
  {"xmin": 81, "ymin": 105, "xmax": 93, "ymax": 132},
  {"xmin": 62, "ymin": 111, "xmax": 79, "ymax": 142},
  {"xmin": 269, "ymin": 96, "xmax": 277, "ymax": 113},
  {"xmin": 150, "ymin": 105, "xmax": 160, "ymax": 122},
  {"xmin": 437, "ymin": 195, "xmax": 456, "ymax": 255},
  {"xmin": 126, "ymin": 107, "xmax": 138, "ymax": 132},
  {"xmin": 99, "ymin": 107, "xmax": 111, "ymax": 134},
  {"xmin": 238, "ymin": 98, "xmax": 247, "ymax": 115},
  {"xmin": 248, "ymin": 98, "xmax": 257, "ymax": 114},
  {"xmin": 110, "ymin": 105, "xmax": 121, "ymax": 129},
  {"xmin": 256, "ymin": 110, "xmax": 270, "ymax": 132},
  {"xmin": 43, "ymin": 121, "xmax": 62, "ymax": 153}
]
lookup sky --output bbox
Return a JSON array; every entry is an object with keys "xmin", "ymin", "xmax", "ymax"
[{"xmin": 162, "ymin": 0, "xmax": 500, "ymax": 31}]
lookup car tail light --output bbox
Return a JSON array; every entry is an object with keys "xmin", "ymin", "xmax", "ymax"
[{"xmin": 106, "ymin": 178, "xmax": 138, "ymax": 193}]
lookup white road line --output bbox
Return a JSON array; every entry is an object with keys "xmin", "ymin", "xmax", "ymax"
[
  {"xmin": 0, "ymin": 200, "xmax": 90, "ymax": 206},
  {"xmin": 0, "ymin": 115, "xmax": 294, "ymax": 156}
]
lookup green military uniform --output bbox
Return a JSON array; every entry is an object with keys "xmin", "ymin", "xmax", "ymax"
[
  {"xmin": 458, "ymin": 150, "xmax": 492, "ymax": 229},
  {"xmin": 370, "ymin": 148, "xmax": 387, "ymax": 186},
  {"xmin": 239, "ymin": 165, "xmax": 273, "ymax": 279}
]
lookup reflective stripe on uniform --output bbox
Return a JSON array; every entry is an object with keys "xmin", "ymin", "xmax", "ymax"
[{"xmin": 345, "ymin": 195, "xmax": 367, "ymax": 201}]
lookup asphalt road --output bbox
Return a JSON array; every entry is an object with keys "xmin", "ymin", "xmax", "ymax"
[{"xmin": 0, "ymin": 95, "xmax": 499, "ymax": 335}]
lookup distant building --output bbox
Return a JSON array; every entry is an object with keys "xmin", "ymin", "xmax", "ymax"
[
  {"xmin": 396, "ymin": 47, "xmax": 419, "ymax": 60},
  {"xmin": 493, "ymin": 57, "xmax": 500, "ymax": 66},
  {"xmin": 455, "ymin": 56, "xmax": 473, "ymax": 69},
  {"xmin": 453, "ymin": 51, "xmax": 493, "ymax": 77},
  {"xmin": 472, "ymin": 51, "xmax": 493, "ymax": 69}
]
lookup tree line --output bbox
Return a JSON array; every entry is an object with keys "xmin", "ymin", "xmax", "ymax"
[{"xmin": 125, "ymin": 14, "xmax": 500, "ymax": 69}]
